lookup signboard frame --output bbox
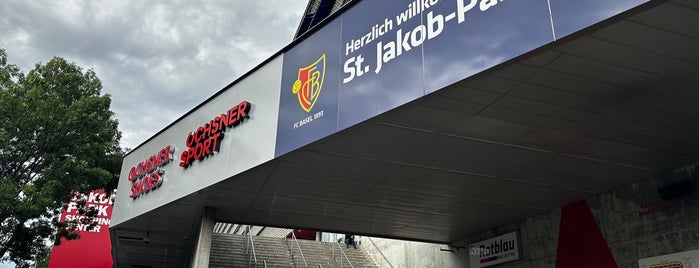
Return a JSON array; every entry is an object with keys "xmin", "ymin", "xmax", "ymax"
[
  {"xmin": 468, "ymin": 231, "xmax": 521, "ymax": 267},
  {"xmin": 639, "ymin": 249, "xmax": 699, "ymax": 268}
]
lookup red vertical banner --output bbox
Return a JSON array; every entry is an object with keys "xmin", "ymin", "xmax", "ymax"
[
  {"xmin": 556, "ymin": 200, "xmax": 617, "ymax": 268},
  {"xmin": 48, "ymin": 190, "xmax": 114, "ymax": 268}
]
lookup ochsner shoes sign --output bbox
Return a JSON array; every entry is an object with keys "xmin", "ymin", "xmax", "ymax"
[{"xmin": 469, "ymin": 231, "xmax": 520, "ymax": 267}]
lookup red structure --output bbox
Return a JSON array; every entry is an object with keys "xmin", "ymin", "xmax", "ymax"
[
  {"xmin": 287, "ymin": 229, "xmax": 317, "ymax": 240},
  {"xmin": 48, "ymin": 190, "xmax": 113, "ymax": 268},
  {"xmin": 556, "ymin": 201, "xmax": 617, "ymax": 268}
]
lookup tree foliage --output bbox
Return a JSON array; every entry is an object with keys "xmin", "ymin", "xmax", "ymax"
[{"xmin": 0, "ymin": 49, "xmax": 123, "ymax": 267}]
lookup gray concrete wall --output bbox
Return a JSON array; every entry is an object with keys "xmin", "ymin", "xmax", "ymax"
[
  {"xmin": 363, "ymin": 236, "xmax": 467, "ymax": 268},
  {"xmin": 363, "ymin": 209, "xmax": 561, "ymax": 268},
  {"xmin": 588, "ymin": 167, "xmax": 699, "ymax": 268},
  {"xmin": 366, "ymin": 164, "xmax": 699, "ymax": 268},
  {"xmin": 192, "ymin": 207, "xmax": 215, "ymax": 268},
  {"xmin": 451, "ymin": 210, "xmax": 561, "ymax": 268}
]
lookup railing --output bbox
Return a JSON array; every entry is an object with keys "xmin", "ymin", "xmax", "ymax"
[
  {"xmin": 366, "ymin": 237, "xmax": 396, "ymax": 268},
  {"xmin": 290, "ymin": 231, "xmax": 309, "ymax": 267},
  {"xmin": 334, "ymin": 239, "xmax": 354, "ymax": 268},
  {"xmin": 245, "ymin": 225, "xmax": 259, "ymax": 268}
]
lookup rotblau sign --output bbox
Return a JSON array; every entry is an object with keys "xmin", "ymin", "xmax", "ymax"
[{"xmin": 469, "ymin": 231, "xmax": 520, "ymax": 267}]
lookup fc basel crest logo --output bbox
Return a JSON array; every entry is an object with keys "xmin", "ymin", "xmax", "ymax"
[{"xmin": 292, "ymin": 54, "xmax": 326, "ymax": 112}]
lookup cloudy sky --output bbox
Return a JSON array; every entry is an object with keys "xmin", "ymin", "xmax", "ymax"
[
  {"xmin": 0, "ymin": 0, "xmax": 309, "ymax": 150},
  {"xmin": 0, "ymin": 0, "xmax": 308, "ymax": 266}
]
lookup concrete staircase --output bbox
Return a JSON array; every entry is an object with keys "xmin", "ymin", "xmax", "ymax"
[
  {"xmin": 210, "ymin": 233, "xmax": 378, "ymax": 268},
  {"xmin": 290, "ymin": 238, "xmax": 377, "ymax": 268}
]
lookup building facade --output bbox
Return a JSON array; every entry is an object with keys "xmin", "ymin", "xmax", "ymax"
[{"xmin": 110, "ymin": 0, "xmax": 699, "ymax": 267}]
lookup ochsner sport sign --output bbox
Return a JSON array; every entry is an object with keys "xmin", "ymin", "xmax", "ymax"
[
  {"xmin": 469, "ymin": 231, "xmax": 520, "ymax": 267},
  {"xmin": 179, "ymin": 100, "xmax": 251, "ymax": 168}
]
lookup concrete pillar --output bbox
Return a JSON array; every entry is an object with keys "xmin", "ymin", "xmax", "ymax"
[{"xmin": 192, "ymin": 207, "xmax": 216, "ymax": 268}]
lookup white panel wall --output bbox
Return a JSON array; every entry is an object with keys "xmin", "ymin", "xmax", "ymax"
[{"xmin": 111, "ymin": 56, "xmax": 283, "ymax": 227}]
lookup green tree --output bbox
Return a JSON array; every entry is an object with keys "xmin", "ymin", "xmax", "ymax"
[{"xmin": 0, "ymin": 49, "xmax": 123, "ymax": 267}]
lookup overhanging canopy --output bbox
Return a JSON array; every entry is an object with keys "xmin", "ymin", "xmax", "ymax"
[{"xmin": 111, "ymin": 1, "xmax": 699, "ymax": 267}]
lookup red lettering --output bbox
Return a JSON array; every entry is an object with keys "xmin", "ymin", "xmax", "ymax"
[
  {"xmin": 186, "ymin": 132, "xmax": 195, "ymax": 147},
  {"xmin": 238, "ymin": 101, "xmax": 250, "ymax": 121},
  {"xmin": 212, "ymin": 116, "xmax": 220, "ymax": 133},
  {"xmin": 195, "ymin": 127, "xmax": 204, "ymax": 143},
  {"xmin": 130, "ymin": 172, "xmax": 163, "ymax": 199},
  {"xmin": 130, "ymin": 184, "xmax": 138, "ymax": 198},
  {"xmin": 187, "ymin": 147, "xmax": 195, "ymax": 163},
  {"xmin": 151, "ymin": 155, "xmax": 161, "ymax": 167},
  {"xmin": 212, "ymin": 133, "xmax": 223, "ymax": 152},
  {"xmin": 203, "ymin": 138, "xmax": 212, "ymax": 156},
  {"xmin": 194, "ymin": 143, "xmax": 204, "ymax": 160},
  {"xmin": 146, "ymin": 156, "xmax": 155, "ymax": 171},
  {"xmin": 228, "ymin": 105, "xmax": 238, "ymax": 126},
  {"xmin": 159, "ymin": 146, "xmax": 170, "ymax": 163},
  {"xmin": 132, "ymin": 179, "xmax": 144, "ymax": 196},
  {"xmin": 128, "ymin": 145, "xmax": 173, "ymax": 199},
  {"xmin": 128, "ymin": 167, "xmax": 138, "ymax": 181},
  {"xmin": 139, "ymin": 179, "xmax": 147, "ymax": 193},
  {"xmin": 150, "ymin": 172, "xmax": 161, "ymax": 188},
  {"xmin": 219, "ymin": 113, "xmax": 229, "ymax": 129},
  {"xmin": 179, "ymin": 150, "xmax": 188, "ymax": 167},
  {"xmin": 203, "ymin": 123, "xmax": 212, "ymax": 138},
  {"xmin": 144, "ymin": 173, "xmax": 153, "ymax": 189},
  {"xmin": 136, "ymin": 162, "xmax": 146, "ymax": 178},
  {"xmin": 180, "ymin": 100, "xmax": 252, "ymax": 169}
]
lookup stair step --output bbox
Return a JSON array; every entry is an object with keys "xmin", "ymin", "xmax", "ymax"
[{"xmin": 210, "ymin": 233, "xmax": 378, "ymax": 268}]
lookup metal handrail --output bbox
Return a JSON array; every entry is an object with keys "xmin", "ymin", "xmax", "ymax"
[
  {"xmin": 246, "ymin": 225, "xmax": 258, "ymax": 266},
  {"xmin": 290, "ymin": 231, "xmax": 309, "ymax": 267},
  {"xmin": 335, "ymin": 240, "xmax": 354, "ymax": 268}
]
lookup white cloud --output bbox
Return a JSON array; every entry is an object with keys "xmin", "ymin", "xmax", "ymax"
[{"xmin": 0, "ymin": 0, "xmax": 309, "ymax": 149}]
